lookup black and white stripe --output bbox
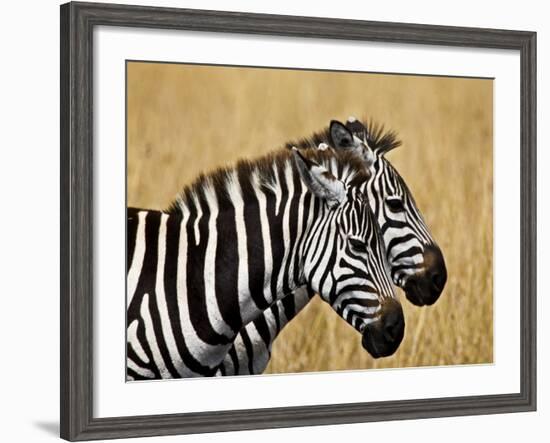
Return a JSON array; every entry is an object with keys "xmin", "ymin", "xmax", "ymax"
[
  {"xmin": 218, "ymin": 118, "xmax": 447, "ymax": 376},
  {"xmin": 127, "ymin": 146, "xmax": 398, "ymax": 380}
]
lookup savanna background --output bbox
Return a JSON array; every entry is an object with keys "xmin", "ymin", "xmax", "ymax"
[{"xmin": 127, "ymin": 61, "xmax": 493, "ymax": 373}]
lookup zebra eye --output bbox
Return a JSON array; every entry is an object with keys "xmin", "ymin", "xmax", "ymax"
[
  {"xmin": 349, "ymin": 237, "xmax": 365, "ymax": 251},
  {"xmin": 386, "ymin": 197, "xmax": 404, "ymax": 212}
]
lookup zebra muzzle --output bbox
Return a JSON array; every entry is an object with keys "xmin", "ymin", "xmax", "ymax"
[
  {"xmin": 361, "ymin": 298, "xmax": 405, "ymax": 358},
  {"xmin": 404, "ymin": 244, "xmax": 447, "ymax": 306}
]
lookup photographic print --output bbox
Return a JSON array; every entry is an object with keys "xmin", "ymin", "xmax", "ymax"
[
  {"xmin": 61, "ymin": 4, "xmax": 536, "ymax": 439},
  {"xmin": 125, "ymin": 61, "xmax": 493, "ymax": 380}
]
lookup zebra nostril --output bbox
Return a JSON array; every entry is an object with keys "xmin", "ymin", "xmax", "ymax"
[
  {"xmin": 382, "ymin": 303, "xmax": 405, "ymax": 343},
  {"xmin": 384, "ymin": 324, "xmax": 398, "ymax": 342}
]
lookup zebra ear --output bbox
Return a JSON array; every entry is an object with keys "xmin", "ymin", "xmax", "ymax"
[
  {"xmin": 292, "ymin": 148, "xmax": 346, "ymax": 209},
  {"xmin": 329, "ymin": 120, "xmax": 358, "ymax": 150},
  {"xmin": 330, "ymin": 120, "xmax": 375, "ymax": 168}
]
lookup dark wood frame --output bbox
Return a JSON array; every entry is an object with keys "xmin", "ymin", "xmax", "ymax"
[{"xmin": 60, "ymin": 1, "xmax": 537, "ymax": 441}]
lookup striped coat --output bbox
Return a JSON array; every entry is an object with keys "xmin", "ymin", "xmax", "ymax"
[
  {"xmin": 218, "ymin": 118, "xmax": 447, "ymax": 375},
  {"xmin": 127, "ymin": 147, "xmax": 401, "ymax": 379}
]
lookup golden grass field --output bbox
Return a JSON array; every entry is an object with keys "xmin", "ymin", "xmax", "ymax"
[{"xmin": 127, "ymin": 61, "xmax": 493, "ymax": 373}]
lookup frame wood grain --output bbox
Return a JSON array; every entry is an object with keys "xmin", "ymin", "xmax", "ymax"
[{"xmin": 60, "ymin": 2, "xmax": 537, "ymax": 440}]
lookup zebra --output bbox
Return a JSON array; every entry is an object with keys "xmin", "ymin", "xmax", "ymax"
[
  {"xmin": 217, "ymin": 118, "xmax": 447, "ymax": 376},
  {"xmin": 126, "ymin": 145, "xmax": 403, "ymax": 380}
]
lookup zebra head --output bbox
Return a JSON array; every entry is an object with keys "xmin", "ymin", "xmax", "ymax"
[
  {"xmin": 328, "ymin": 119, "xmax": 447, "ymax": 307},
  {"xmin": 292, "ymin": 149, "xmax": 404, "ymax": 358}
]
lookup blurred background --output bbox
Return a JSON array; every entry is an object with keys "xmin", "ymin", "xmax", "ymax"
[{"xmin": 127, "ymin": 61, "xmax": 493, "ymax": 373}]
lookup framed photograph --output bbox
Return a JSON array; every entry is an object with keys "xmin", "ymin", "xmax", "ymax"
[{"xmin": 60, "ymin": 1, "xmax": 536, "ymax": 440}]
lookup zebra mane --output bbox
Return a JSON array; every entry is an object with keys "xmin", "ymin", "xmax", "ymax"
[
  {"xmin": 167, "ymin": 148, "xmax": 370, "ymax": 214},
  {"xmin": 284, "ymin": 118, "xmax": 402, "ymax": 155}
]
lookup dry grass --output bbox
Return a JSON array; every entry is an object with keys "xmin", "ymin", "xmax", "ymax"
[{"xmin": 127, "ymin": 61, "xmax": 493, "ymax": 373}]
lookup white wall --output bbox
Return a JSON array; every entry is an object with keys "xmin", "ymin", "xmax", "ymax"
[{"xmin": 0, "ymin": 1, "xmax": 546, "ymax": 442}]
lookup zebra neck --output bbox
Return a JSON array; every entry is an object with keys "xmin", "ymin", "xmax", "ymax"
[
  {"xmin": 174, "ymin": 173, "xmax": 311, "ymax": 346},
  {"xmin": 127, "ymin": 161, "xmax": 321, "ymax": 374}
]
